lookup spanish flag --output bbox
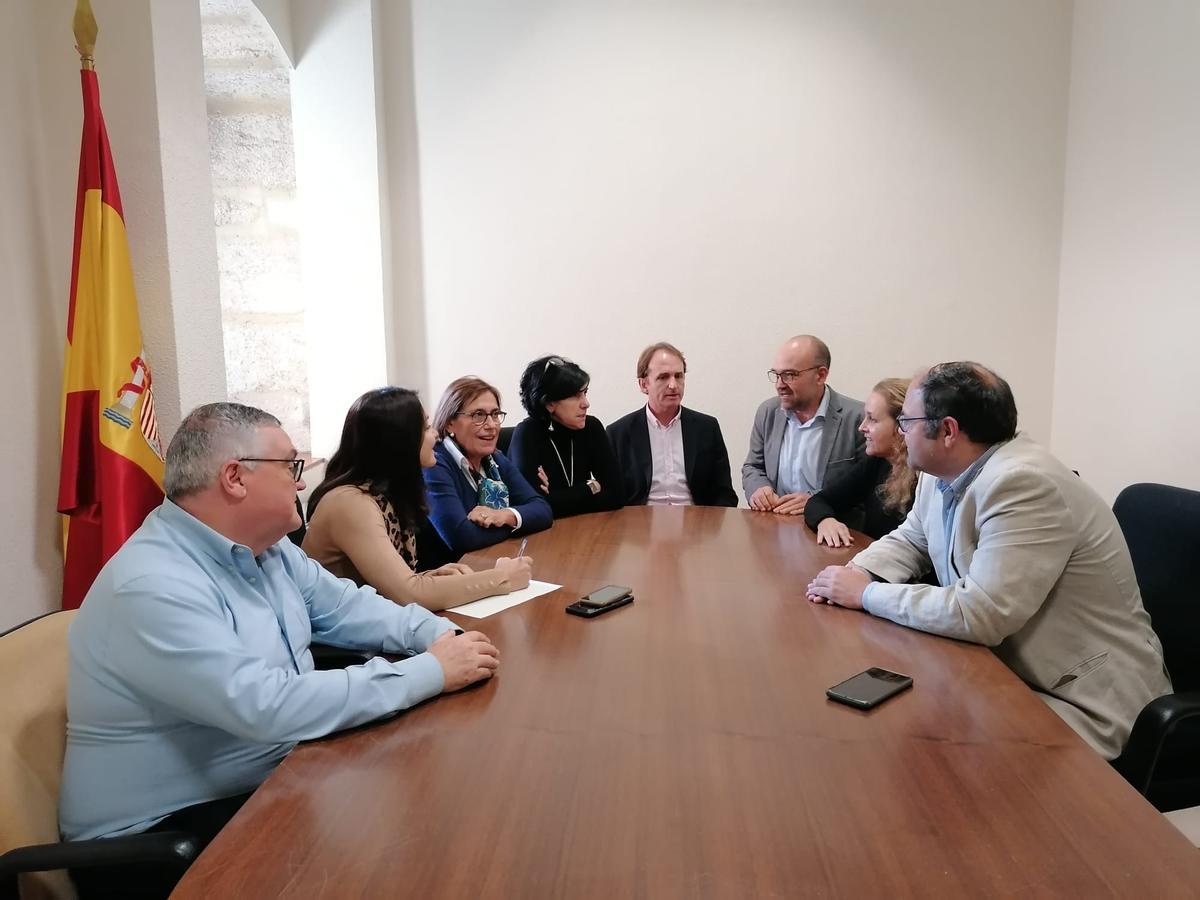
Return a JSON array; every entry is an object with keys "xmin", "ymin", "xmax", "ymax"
[{"xmin": 58, "ymin": 62, "xmax": 165, "ymax": 609}]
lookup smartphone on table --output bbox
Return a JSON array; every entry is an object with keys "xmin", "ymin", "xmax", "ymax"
[
  {"xmin": 565, "ymin": 584, "xmax": 633, "ymax": 618},
  {"xmin": 826, "ymin": 667, "xmax": 913, "ymax": 709}
]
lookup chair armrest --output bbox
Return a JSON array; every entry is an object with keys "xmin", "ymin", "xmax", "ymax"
[
  {"xmin": 0, "ymin": 830, "xmax": 198, "ymax": 877},
  {"xmin": 309, "ymin": 642, "xmax": 374, "ymax": 670},
  {"xmin": 1113, "ymin": 691, "xmax": 1200, "ymax": 795}
]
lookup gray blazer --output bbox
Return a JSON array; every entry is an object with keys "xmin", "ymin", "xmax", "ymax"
[
  {"xmin": 741, "ymin": 386, "xmax": 865, "ymax": 501},
  {"xmin": 852, "ymin": 433, "xmax": 1171, "ymax": 760}
]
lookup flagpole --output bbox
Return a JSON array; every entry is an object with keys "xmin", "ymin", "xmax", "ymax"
[
  {"xmin": 60, "ymin": 0, "xmax": 167, "ymax": 607},
  {"xmin": 74, "ymin": 0, "xmax": 97, "ymax": 70}
]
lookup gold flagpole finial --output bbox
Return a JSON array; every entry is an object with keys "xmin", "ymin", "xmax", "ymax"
[{"xmin": 73, "ymin": 0, "xmax": 98, "ymax": 71}]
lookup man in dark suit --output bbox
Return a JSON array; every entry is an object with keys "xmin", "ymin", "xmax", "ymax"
[{"xmin": 607, "ymin": 343, "xmax": 738, "ymax": 508}]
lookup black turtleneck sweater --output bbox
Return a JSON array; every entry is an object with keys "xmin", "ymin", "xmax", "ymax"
[{"xmin": 509, "ymin": 415, "xmax": 624, "ymax": 518}]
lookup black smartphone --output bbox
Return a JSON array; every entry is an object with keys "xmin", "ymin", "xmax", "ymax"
[
  {"xmin": 579, "ymin": 585, "xmax": 632, "ymax": 608},
  {"xmin": 565, "ymin": 594, "xmax": 634, "ymax": 618},
  {"xmin": 826, "ymin": 667, "xmax": 913, "ymax": 710}
]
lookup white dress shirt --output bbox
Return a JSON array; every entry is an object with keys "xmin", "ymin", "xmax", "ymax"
[
  {"xmin": 646, "ymin": 405, "xmax": 693, "ymax": 506},
  {"xmin": 776, "ymin": 386, "xmax": 829, "ymax": 495}
]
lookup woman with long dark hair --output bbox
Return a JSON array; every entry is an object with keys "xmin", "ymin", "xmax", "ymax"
[
  {"xmin": 508, "ymin": 355, "xmax": 624, "ymax": 518},
  {"xmin": 303, "ymin": 387, "xmax": 533, "ymax": 610}
]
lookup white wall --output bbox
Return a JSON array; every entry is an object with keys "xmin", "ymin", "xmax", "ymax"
[
  {"xmin": 13, "ymin": 0, "xmax": 1190, "ymax": 628},
  {"xmin": 407, "ymin": 0, "xmax": 1073, "ymax": 493},
  {"xmin": 252, "ymin": 0, "xmax": 296, "ymax": 65},
  {"xmin": 1, "ymin": 0, "xmax": 225, "ymax": 630},
  {"xmin": 375, "ymin": 0, "xmax": 431, "ymax": 398},
  {"xmin": 145, "ymin": 0, "xmax": 229, "ymax": 423},
  {"xmin": 0, "ymin": 0, "xmax": 70, "ymax": 627},
  {"xmin": 1052, "ymin": 0, "xmax": 1200, "ymax": 501},
  {"xmin": 292, "ymin": 0, "xmax": 390, "ymax": 457}
]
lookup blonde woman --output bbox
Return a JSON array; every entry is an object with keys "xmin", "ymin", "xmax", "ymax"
[{"xmin": 804, "ymin": 378, "xmax": 917, "ymax": 546}]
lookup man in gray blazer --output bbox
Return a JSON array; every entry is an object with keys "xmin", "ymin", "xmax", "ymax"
[
  {"xmin": 742, "ymin": 335, "xmax": 865, "ymax": 514},
  {"xmin": 806, "ymin": 362, "xmax": 1170, "ymax": 759}
]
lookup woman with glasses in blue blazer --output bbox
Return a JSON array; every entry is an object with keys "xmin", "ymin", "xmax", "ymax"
[{"xmin": 423, "ymin": 376, "xmax": 552, "ymax": 558}]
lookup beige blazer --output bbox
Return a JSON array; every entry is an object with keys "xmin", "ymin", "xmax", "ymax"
[{"xmin": 852, "ymin": 433, "xmax": 1171, "ymax": 759}]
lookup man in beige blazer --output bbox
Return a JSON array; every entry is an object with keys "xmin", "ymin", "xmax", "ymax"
[{"xmin": 806, "ymin": 362, "xmax": 1170, "ymax": 759}]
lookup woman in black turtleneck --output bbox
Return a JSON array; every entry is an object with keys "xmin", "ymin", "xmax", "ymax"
[{"xmin": 509, "ymin": 355, "xmax": 624, "ymax": 519}]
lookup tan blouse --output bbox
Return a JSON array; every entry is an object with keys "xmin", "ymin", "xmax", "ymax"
[{"xmin": 302, "ymin": 485, "xmax": 512, "ymax": 611}]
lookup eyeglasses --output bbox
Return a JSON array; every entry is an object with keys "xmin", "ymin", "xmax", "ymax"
[
  {"xmin": 896, "ymin": 416, "xmax": 937, "ymax": 434},
  {"xmin": 544, "ymin": 356, "xmax": 565, "ymax": 372},
  {"xmin": 239, "ymin": 457, "xmax": 305, "ymax": 482},
  {"xmin": 767, "ymin": 366, "xmax": 822, "ymax": 384},
  {"xmin": 458, "ymin": 409, "xmax": 507, "ymax": 426}
]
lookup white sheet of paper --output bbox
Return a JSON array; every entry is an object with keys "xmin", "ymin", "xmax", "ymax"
[{"xmin": 445, "ymin": 580, "xmax": 562, "ymax": 619}]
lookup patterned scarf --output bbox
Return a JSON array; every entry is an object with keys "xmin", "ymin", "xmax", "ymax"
[
  {"xmin": 475, "ymin": 457, "xmax": 511, "ymax": 510},
  {"xmin": 443, "ymin": 436, "xmax": 511, "ymax": 511}
]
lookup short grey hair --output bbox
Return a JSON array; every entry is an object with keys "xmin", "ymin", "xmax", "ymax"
[{"xmin": 164, "ymin": 402, "xmax": 281, "ymax": 500}]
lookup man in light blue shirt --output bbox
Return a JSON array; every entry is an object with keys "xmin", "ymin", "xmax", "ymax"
[
  {"xmin": 59, "ymin": 403, "xmax": 499, "ymax": 867},
  {"xmin": 742, "ymin": 335, "xmax": 865, "ymax": 514},
  {"xmin": 775, "ymin": 385, "xmax": 830, "ymax": 497}
]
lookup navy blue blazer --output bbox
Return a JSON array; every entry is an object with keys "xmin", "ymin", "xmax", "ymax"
[{"xmin": 423, "ymin": 441, "xmax": 552, "ymax": 556}]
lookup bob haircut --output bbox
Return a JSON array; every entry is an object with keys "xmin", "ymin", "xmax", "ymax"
[
  {"xmin": 432, "ymin": 376, "xmax": 503, "ymax": 438},
  {"xmin": 518, "ymin": 355, "xmax": 589, "ymax": 423}
]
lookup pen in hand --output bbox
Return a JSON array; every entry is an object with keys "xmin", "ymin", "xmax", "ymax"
[{"xmin": 517, "ymin": 538, "xmax": 528, "ymax": 559}]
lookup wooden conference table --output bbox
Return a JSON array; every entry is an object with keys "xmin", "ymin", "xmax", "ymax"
[{"xmin": 174, "ymin": 507, "xmax": 1200, "ymax": 897}]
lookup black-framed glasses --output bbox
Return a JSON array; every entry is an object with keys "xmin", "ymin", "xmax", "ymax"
[
  {"xmin": 239, "ymin": 457, "xmax": 305, "ymax": 482},
  {"xmin": 896, "ymin": 416, "xmax": 937, "ymax": 434},
  {"xmin": 767, "ymin": 365, "xmax": 822, "ymax": 384},
  {"xmin": 458, "ymin": 409, "xmax": 507, "ymax": 426}
]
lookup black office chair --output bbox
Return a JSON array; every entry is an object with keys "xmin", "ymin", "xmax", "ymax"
[
  {"xmin": 496, "ymin": 426, "xmax": 514, "ymax": 456},
  {"xmin": 414, "ymin": 519, "xmax": 459, "ymax": 571},
  {"xmin": 1110, "ymin": 482, "xmax": 1200, "ymax": 812},
  {"xmin": 0, "ymin": 611, "xmax": 199, "ymax": 899}
]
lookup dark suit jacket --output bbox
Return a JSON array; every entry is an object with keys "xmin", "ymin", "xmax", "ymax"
[
  {"xmin": 606, "ymin": 406, "xmax": 738, "ymax": 507},
  {"xmin": 423, "ymin": 442, "xmax": 552, "ymax": 557}
]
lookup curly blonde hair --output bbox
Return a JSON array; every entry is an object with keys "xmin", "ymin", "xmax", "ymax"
[{"xmin": 872, "ymin": 378, "xmax": 918, "ymax": 514}]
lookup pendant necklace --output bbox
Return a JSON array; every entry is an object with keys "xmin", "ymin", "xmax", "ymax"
[{"xmin": 549, "ymin": 428, "xmax": 574, "ymax": 487}]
